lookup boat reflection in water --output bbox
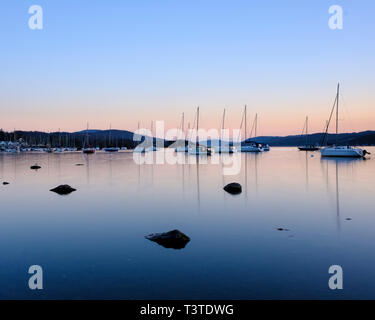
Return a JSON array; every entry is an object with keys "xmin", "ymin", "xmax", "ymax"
[{"xmin": 320, "ymin": 156, "xmax": 365, "ymax": 232}]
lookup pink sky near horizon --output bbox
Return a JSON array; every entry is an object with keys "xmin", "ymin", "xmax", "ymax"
[{"xmin": 2, "ymin": 89, "xmax": 374, "ymax": 137}]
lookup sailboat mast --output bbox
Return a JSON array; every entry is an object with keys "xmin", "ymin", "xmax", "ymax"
[
  {"xmin": 336, "ymin": 83, "xmax": 340, "ymax": 145},
  {"xmin": 86, "ymin": 122, "xmax": 89, "ymax": 147},
  {"xmin": 221, "ymin": 108, "xmax": 226, "ymax": 142},
  {"xmin": 255, "ymin": 113, "xmax": 258, "ymax": 138},
  {"xmin": 196, "ymin": 107, "xmax": 199, "ymax": 146},
  {"xmin": 151, "ymin": 120, "xmax": 154, "ymax": 147},
  {"xmin": 244, "ymin": 105, "xmax": 247, "ymax": 142},
  {"xmin": 306, "ymin": 116, "xmax": 308, "ymax": 146},
  {"xmin": 222, "ymin": 108, "xmax": 226, "ymax": 131}
]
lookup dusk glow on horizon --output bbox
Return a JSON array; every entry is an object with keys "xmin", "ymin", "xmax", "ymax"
[
  {"xmin": 2, "ymin": 1, "xmax": 375, "ymax": 303},
  {"xmin": 1, "ymin": 0, "xmax": 374, "ymax": 136}
]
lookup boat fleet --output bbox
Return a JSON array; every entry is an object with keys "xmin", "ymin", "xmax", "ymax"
[
  {"xmin": 137, "ymin": 84, "xmax": 370, "ymax": 158},
  {"xmin": 0, "ymin": 84, "xmax": 370, "ymax": 159},
  {"xmin": 172, "ymin": 106, "xmax": 270, "ymax": 155}
]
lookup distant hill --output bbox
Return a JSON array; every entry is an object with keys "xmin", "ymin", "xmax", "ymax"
[{"xmin": 251, "ymin": 131, "xmax": 375, "ymax": 146}]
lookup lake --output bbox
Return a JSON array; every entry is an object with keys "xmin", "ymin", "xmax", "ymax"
[{"xmin": 0, "ymin": 147, "xmax": 374, "ymax": 299}]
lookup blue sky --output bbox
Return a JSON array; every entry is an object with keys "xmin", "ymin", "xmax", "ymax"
[{"xmin": 1, "ymin": 0, "xmax": 374, "ymax": 135}]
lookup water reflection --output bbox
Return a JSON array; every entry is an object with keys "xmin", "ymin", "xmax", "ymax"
[
  {"xmin": 305, "ymin": 152, "xmax": 309, "ymax": 191},
  {"xmin": 196, "ymin": 156, "xmax": 201, "ymax": 211},
  {"xmin": 0, "ymin": 148, "xmax": 374, "ymax": 299},
  {"xmin": 85, "ymin": 154, "xmax": 91, "ymax": 183},
  {"xmin": 321, "ymin": 157, "xmax": 364, "ymax": 232},
  {"xmin": 335, "ymin": 161, "xmax": 340, "ymax": 231}
]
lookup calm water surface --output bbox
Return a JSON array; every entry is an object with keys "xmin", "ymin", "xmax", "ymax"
[{"xmin": 0, "ymin": 147, "xmax": 374, "ymax": 299}]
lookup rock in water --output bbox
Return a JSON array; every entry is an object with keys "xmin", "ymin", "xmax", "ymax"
[
  {"xmin": 223, "ymin": 182, "xmax": 242, "ymax": 195},
  {"xmin": 50, "ymin": 184, "xmax": 76, "ymax": 195},
  {"xmin": 30, "ymin": 165, "xmax": 41, "ymax": 170},
  {"xmin": 276, "ymin": 227, "xmax": 290, "ymax": 231},
  {"xmin": 145, "ymin": 229, "xmax": 190, "ymax": 249},
  {"xmin": 3, "ymin": 182, "xmax": 9, "ymax": 185}
]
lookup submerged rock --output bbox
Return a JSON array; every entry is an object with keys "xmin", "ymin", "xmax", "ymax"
[
  {"xmin": 30, "ymin": 164, "xmax": 41, "ymax": 170},
  {"xmin": 75, "ymin": 163, "xmax": 84, "ymax": 166},
  {"xmin": 2, "ymin": 182, "xmax": 9, "ymax": 185},
  {"xmin": 145, "ymin": 229, "xmax": 190, "ymax": 249},
  {"xmin": 276, "ymin": 227, "xmax": 290, "ymax": 231},
  {"xmin": 50, "ymin": 184, "xmax": 76, "ymax": 195},
  {"xmin": 223, "ymin": 182, "xmax": 242, "ymax": 195},
  {"xmin": 346, "ymin": 218, "xmax": 352, "ymax": 221}
]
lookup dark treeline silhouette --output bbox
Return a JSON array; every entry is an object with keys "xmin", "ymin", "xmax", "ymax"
[
  {"xmin": 0, "ymin": 129, "xmax": 175, "ymax": 149},
  {"xmin": 0, "ymin": 129, "xmax": 137, "ymax": 149},
  {"xmin": 1, "ymin": 129, "xmax": 374, "ymax": 148}
]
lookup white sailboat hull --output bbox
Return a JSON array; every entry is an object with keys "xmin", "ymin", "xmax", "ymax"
[
  {"xmin": 241, "ymin": 145, "xmax": 262, "ymax": 152},
  {"xmin": 320, "ymin": 146, "xmax": 364, "ymax": 158},
  {"xmin": 188, "ymin": 147, "xmax": 211, "ymax": 155}
]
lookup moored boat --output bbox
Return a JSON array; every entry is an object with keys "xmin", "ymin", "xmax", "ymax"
[
  {"xmin": 103, "ymin": 124, "xmax": 119, "ymax": 152},
  {"xmin": 214, "ymin": 108, "xmax": 235, "ymax": 154},
  {"xmin": 241, "ymin": 143, "xmax": 263, "ymax": 152},
  {"xmin": 298, "ymin": 146, "xmax": 320, "ymax": 151},
  {"xmin": 188, "ymin": 145, "xmax": 212, "ymax": 155},
  {"xmin": 188, "ymin": 106, "xmax": 212, "ymax": 156},
  {"xmin": 82, "ymin": 123, "xmax": 95, "ymax": 154},
  {"xmin": 320, "ymin": 84, "xmax": 368, "ymax": 158},
  {"xmin": 175, "ymin": 113, "xmax": 188, "ymax": 153},
  {"xmin": 298, "ymin": 116, "xmax": 320, "ymax": 151},
  {"xmin": 321, "ymin": 146, "xmax": 364, "ymax": 157},
  {"xmin": 103, "ymin": 147, "xmax": 119, "ymax": 152},
  {"xmin": 239, "ymin": 107, "xmax": 263, "ymax": 153}
]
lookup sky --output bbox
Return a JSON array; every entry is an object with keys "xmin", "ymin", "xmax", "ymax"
[{"xmin": 1, "ymin": 0, "xmax": 374, "ymax": 136}]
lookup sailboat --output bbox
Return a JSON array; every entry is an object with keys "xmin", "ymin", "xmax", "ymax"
[
  {"xmin": 188, "ymin": 107, "xmax": 212, "ymax": 155},
  {"xmin": 103, "ymin": 124, "xmax": 119, "ymax": 152},
  {"xmin": 175, "ymin": 112, "xmax": 188, "ymax": 152},
  {"xmin": 241, "ymin": 106, "xmax": 262, "ymax": 152},
  {"xmin": 82, "ymin": 123, "xmax": 95, "ymax": 154},
  {"xmin": 253, "ymin": 113, "xmax": 270, "ymax": 151},
  {"xmin": 44, "ymin": 131, "xmax": 54, "ymax": 153},
  {"xmin": 147, "ymin": 120, "xmax": 158, "ymax": 152},
  {"xmin": 214, "ymin": 108, "xmax": 235, "ymax": 153},
  {"xmin": 320, "ymin": 84, "xmax": 368, "ymax": 158},
  {"xmin": 298, "ymin": 116, "xmax": 320, "ymax": 151}
]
